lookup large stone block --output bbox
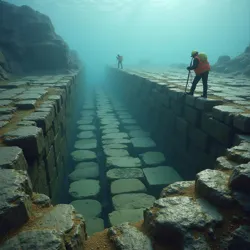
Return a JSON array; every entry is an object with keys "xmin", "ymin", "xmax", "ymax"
[
  {"xmin": 195, "ymin": 98, "xmax": 223, "ymax": 112},
  {"xmin": 23, "ymin": 110, "xmax": 54, "ymax": 134},
  {"xmin": 184, "ymin": 106, "xmax": 200, "ymax": 126},
  {"xmin": 0, "ymin": 146, "xmax": 28, "ymax": 170},
  {"xmin": 188, "ymin": 127, "xmax": 208, "ymax": 151},
  {"xmin": 234, "ymin": 113, "xmax": 250, "ymax": 133},
  {"xmin": 3, "ymin": 126, "xmax": 45, "ymax": 160},
  {"xmin": 201, "ymin": 114, "xmax": 233, "ymax": 147},
  {"xmin": 0, "ymin": 169, "xmax": 32, "ymax": 235}
]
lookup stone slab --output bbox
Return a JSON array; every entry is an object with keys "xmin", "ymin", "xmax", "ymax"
[
  {"xmin": 77, "ymin": 125, "xmax": 96, "ymax": 131},
  {"xmin": 104, "ymin": 148, "xmax": 129, "ymax": 157},
  {"xmin": 77, "ymin": 131, "xmax": 96, "ymax": 139},
  {"xmin": 108, "ymin": 209, "xmax": 144, "ymax": 227},
  {"xmin": 0, "ymin": 100, "xmax": 12, "ymax": 106},
  {"xmin": 0, "ymin": 169, "xmax": 32, "ymax": 235},
  {"xmin": 70, "ymin": 199, "xmax": 102, "ymax": 218},
  {"xmin": 0, "ymin": 107, "xmax": 16, "ymax": 114},
  {"xmin": 0, "ymin": 114, "xmax": 13, "ymax": 121},
  {"xmin": 74, "ymin": 139, "xmax": 97, "ymax": 150},
  {"xmin": 103, "ymin": 144, "xmax": 128, "ymax": 150},
  {"xmin": 141, "ymin": 151, "xmax": 166, "ymax": 166},
  {"xmin": 234, "ymin": 113, "xmax": 250, "ymax": 133},
  {"xmin": 75, "ymin": 161, "xmax": 98, "ymax": 170},
  {"xmin": 102, "ymin": 138, "xmax": 131, "ymax": 145},
  {"xmin": 107, "ymin": 168, "xmax": 144, "ymax": 181},
  {"xmin": 68, "ymin": 166, "xmax": 99, "ymax": 182},
  {"xmin": 15, "ymin": 100, "xmax": 37, "ymax": 110},
  {"xmin": 106, "ymin": 156, "xmax": 142, "ymax": 168},
  {"xmin": 102, "ymin": 132, "xmax": 129, "ymax": 140},
  {"xmin": 71, "ymin": 150, "xmax": 97, "ymax": 162},
  {"xmin": 85, "ymin": 217, "xmax": 104, "ymax": 236},
  {"xmin": 131, "ymin": 137, "xmax": 156, "ymax": 153},
  {"xmin": 69, "ymin": 179, "xmax": 100, "ymax": 199},
  {"xmin": 112, "ymin": 193, "xmax": 155, "ymax": 210},
  {"xmin": 129, "ymin": 130, "xmax": 150, "ymax": 138},
  {"xmin": 0, "ymin": 146, "xmax": 28, "ymax": 170},
  {"xmin": 3, "ymin": 126, "xmax": 44, "ymax": 159}
]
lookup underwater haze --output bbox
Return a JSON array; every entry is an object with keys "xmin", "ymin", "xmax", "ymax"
[{"xmin": 6, "ymin": 0, "xmax": 250, "ymax": 83}]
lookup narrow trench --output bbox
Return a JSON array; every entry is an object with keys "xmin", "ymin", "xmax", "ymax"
[{"xmin": 65, "ymin": 84, "xmax": 183, "ymax": 236}]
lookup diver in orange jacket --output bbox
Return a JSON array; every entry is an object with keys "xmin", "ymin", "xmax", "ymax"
[
  {"xmin": 187, "ymin": 50, "xmax": 210, "ymax": 98},
  {"xmin": 116, "ymin": 54, "xmax": 123, "ymax": 69}
]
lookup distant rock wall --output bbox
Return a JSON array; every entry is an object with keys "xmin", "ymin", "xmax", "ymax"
[
  {"xmin": 213, "ymin": 45, "xmax": 250, "ymax": 76},
  {"xmin": 107, "ymin": 68, "xmax": 250, "ymax": 179},
  {"xmin": 0, "ymin": 1, "xmax": 80, "ymax": 77}
]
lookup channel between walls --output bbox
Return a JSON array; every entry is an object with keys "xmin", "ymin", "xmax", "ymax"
[{"xmin": 106, "ymin": 67, "xmax": 247, "ymax": 179}]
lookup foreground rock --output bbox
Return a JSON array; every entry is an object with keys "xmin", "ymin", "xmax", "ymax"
[
  {"xmin": 144, "ymin": 196, "xmax": 222, "ymax": 247},
  {"xmin": 109, "ymin": 223, "xmax": 153, "ymax": 250},
  {"xmin": 0, "ymin": 169, "xmax": 32, "ymax": 235}
]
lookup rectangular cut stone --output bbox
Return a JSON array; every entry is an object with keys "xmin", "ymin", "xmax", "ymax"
[
  {"xmin": 212, "ymin": 105, "xmax": 244, "ymax": 126},
  {"xmin": 201, "ymin": 114, "xmax": 233, "ymax": 147},
  {"xmin": 0, "ymin": 146, "xmax": 28, "ymax": 170},
  {"xmin": 18, "ymin": 93, "xmax": 42, "ymax": 100},
  {"xmin": 48, "ymin": 95, "xmax": 62, "ymax": 112},
  {"xmin": 185, "ymin": 95, "xmax": 197, "ymax": 106},
  {"xmin": 195, "ymin": 98, "xmax": 224, "ymax": 112},
  {"xmin": 23, "ymin": 111, "xmax": 54, "ymax": 134},
  {"xmin": 15, "ymin": 100, "xmax": 37, "ymax": 110},
  {"xmin": 233, "ymin": 113, "xmax": 250, "ymax": 133},
  {"xmin": 3, "ymin": 126, "xmax": 45, "ymax": 160},
  {"xmin": 188, "ymin": 127, "xmax": 208, "ymax": 151},
  {"xmin": 0, "ymin": 114, "xmax": 13, "ymax": 121},
  {"xmin": 184, "ymin": 106, "xmax": 200, "ymax": 126},
  {"xmin": 176, "ymin": 117, "xmax": 188, "ymax": 134},
  {"xmin": 0, "ymin": 100, "xmax": 12, "ymax": 106},
  {"xmin": 0, "ymin": 107, "xmax": 16, "ymax": 114},
  {"xmin": 40, "ymin": 100, "xmax": 58, "ymax": 114},
  {"xmin": 45, "ymin": 146, "xmax": 57, "ymax": 183}
]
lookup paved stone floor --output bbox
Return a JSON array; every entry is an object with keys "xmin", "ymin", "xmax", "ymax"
[{"xmin": 126, "ymin": 67, "xmax": 250, "ymax": 111}]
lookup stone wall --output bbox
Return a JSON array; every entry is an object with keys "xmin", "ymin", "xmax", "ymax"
[
  {"xmin": 0, "ymin": 70, "xmax": 87, "ymax": 248},
  {"xmin": 106, "ymin": 67, "xmax": 250, "ymax": 179}
]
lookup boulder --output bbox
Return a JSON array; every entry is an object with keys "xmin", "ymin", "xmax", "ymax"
[
  {"xmin": 108, "ymin": 223, "xmax": 153, "ymax": 250},
  {"xmin": 144, "ymin": 197, "xmax": 222, "ymax": 247},
  {"xmin": 196, "ymin": 169, "xmax": 234, "ymax": 207}
]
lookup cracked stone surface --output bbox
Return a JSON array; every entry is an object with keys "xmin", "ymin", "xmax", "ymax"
[
  {"xmin": 196, "ymin": 169, "xmax": 233, "ymax": 207},
  {"xmin": 129, "ymin": 130, "xmax": 150, "ymax": 138},
  {"xmin": 32, "ymin": 193, "xmax": 51, "ymax": 208},
  {"xmin": 160, "ymin": 181, "xmax": 195, "ymax": 197},
  {"xmin": 0, "ymin": 146, "xmax": 28, "ymax": 170},
  {"xmin": 144, "ymin": 196, "xmax": 222, "ymax": 244},
  {"xmin": 108, "ymin": 223, "xmax": 153, "ymax": 250},
  {"xmin": 215, "ymin": 156, "xmax": 238, "ymax": 170},
  {"xmin": 0, "ymin": 169, "xmax": 32, "ymax": 235},
  {"xmin": 107, "ymin": 168, "xmax": 144, "ymax": 181},
  {"xmin": 112, "ymin": 193, "xmax": 155, "ymax": 210},
  {"xmin": 77, "ymin": 125, "xmax": 96, "ymax": 131},
  {"xmin": 227, "ymin": 142, "xmax": 250, "ymax": 164}
]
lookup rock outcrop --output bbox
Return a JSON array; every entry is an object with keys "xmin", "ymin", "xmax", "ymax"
[
  {"xmin": 0, "ymin": 1, "xmax": 80, "ymax": 78},
  {"xmin": 213, "ymin": 44, "xmax": 250, "ymax": 76}
]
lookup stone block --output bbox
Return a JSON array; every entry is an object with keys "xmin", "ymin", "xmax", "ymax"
[
  {"xmin": 70, "ymin": 199, "xmax": 102, "ymax": 218},
  {"xmin": 74, "ymin": 139, "xmax": 97, "ymax": 150},
  {"xmin": 0, "ymin": 146, "xmax": 28, "ymax": 170},
  {"xmin": 185, "ymin": 94, "xmax": 197, "ymax": 106},
  {"xmin": 227, "ymin": 142, "xmax": 250, "ymax": 164},
  {"xmin": 40, "ymin": 100, "xmax": 58, "ymax": 115},
  {"xmin": 234, "ymin": 113, "xmax": 250, "ymax": 133},
  {"xmin": 23, "ymin": 111, "xmax": 54, "ymax": 134},
  {"xmin": 131, "ymin": 137, "xmax": 156, "ymax": 153},
  {"xmin": 71, "ymin": 150, "xmax": 97, "ymax": 162},
  {"xmin": 0, "ymin": 107, "xmax": 16, "ymax": 114},
  {"xmin": 3, "ymin": 126, "xmax": 45, "ymax": 160},
  {"xmin": 196, "ymin": 169, "xmax": 233, "ymax": 207},
  {"xmin": 106, "ymin": 156, "xmax": 142, "ymax": 168},
  {"xmin": 0, "ymin": 100, "xmax": 12, "ymax": 106},
  {"xmin": 106, "ymin": 168, "xmax": 144, "ymax": 182},
  {"xmin": 111, "ymin": 179, "xmax": 147, "ymax": 195},
  {"xmin": 184, "ymin": 106, "xmax": 200, "ymax": 126},
  {"xmin": 85, "ymin": 217, "xmax": 104, "ymax": 236},
  {"xmin": 48, "ymin": 95, "xmax": 62, "ymax": 112},
  {"xmin": 201, "ymin": 114, "xmax": 233, "ymax": 147},
  {"xmin": 188, "ymin": 127, "xmax": 208, "ymax": 151},
  {"xmin": 195, "ymin": 98, "xmax": 223, "ymax": 111},
  {"xmin": 69, "ymin": 179, "xmax": 100, "ymax": 199},
  {"xmin": 15, "ymin": 100, "xmax": 37, "ymax": 110},
  {"xmin": 103, "ymin": 138, "xmax": 131, "ymax": 145},
  {"xmin": 215, "ymin": 156, "xmax": 238, "ymax": 171},
  {"xmin": 0, "ymin": 169, "xmax": 32, "ymax": 235},
  {"xmin": 45, "ymin": 146, "xmax": 57, "ymax": 183},
  {"xmin": 18, "ymin": 93, "xmax": 42, "ymax": 100},
  {"xmin": 0, "ymin": 114, "xmax": 13, "ymax": 121},
  {"xmin": 112, "ymin": 193, "xmax": 155, "ymax": 210},
  {"xmin": 32, "ymin": 193, "xmax": 51, "ymax": 208},
  {"xmin": 69, "ymin": 166, "xmax": 99, "ymax": 182},
  {"xmin": 17, "ymin": 121, "xmax": 36, "ymax": 126},
  {"xmin": 140, "ymin": 151, "xmax": 166, "ymax": 166}
]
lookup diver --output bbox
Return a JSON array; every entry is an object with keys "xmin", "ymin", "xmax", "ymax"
[
  {"xmin": 116, "ymin": 54, "xmax": 123, "ymax": 69},
  {"xmin": 186, "ymin": 50, "xmax": 210, "ymax": 98}
]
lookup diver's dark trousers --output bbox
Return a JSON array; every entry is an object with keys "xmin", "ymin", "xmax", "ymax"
[
  {"xmin": 190, "ymin": 71, "xmax": 209, "ymax": 97},
  {"xmin": 118, "ymin": 62, "xmax": 123, "ymax": 69}
]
